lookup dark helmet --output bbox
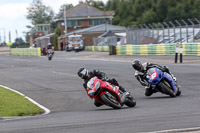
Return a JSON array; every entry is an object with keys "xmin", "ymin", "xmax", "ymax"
[
  {"xmin": 132, "ymin": 59, "xmax": 143, "ymax": 72},
  {"xmin": 77, "ymin": 68, "xmax": 88, "ymax": 79}
]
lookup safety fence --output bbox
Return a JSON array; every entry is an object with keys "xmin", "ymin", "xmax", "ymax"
[
  {"xmin": 85, "ymin": 43, "xmax": 200, "ymax": 56},
  {"xmin": 11, "ymin": 48, "xmax": 41, "ymax": 56}
]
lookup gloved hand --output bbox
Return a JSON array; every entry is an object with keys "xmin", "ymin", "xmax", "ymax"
[{"xmin": 163, "ymin": 66, "xmax": 169, "ymax": 73}]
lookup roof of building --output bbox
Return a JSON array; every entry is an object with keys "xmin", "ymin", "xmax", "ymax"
[
  {"xmin": 60, "ymin": 3, "xmax": 114, "ymax": 19},
  {"xmin": 34, "ymin": 33, "xmax": 55, "ymax": 41},
  {"xmin": 59, "ymin": 24, "xmax": 126, "ymax": 38},
  {"xmin": 99, "ymin": 30, "xmax": 120, "ymax": 38}
]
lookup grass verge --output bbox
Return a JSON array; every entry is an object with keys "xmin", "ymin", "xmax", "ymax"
[{"xmin": 0, "ymin": 86, "xmax": 44, "ymax": 117}]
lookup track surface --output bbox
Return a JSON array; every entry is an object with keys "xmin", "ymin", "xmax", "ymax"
[{"xmin": 0, "ymin": 51, "xmax": 200, "ymax": 133}]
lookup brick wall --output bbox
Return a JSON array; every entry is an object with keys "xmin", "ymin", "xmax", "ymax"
[
  {"xmin": 82, "ymin": 33, "xmax": 102, "ymax": 46},
  {"xmin": 82, "ymin": 20, "xmax": 89, "ymax": 28}
]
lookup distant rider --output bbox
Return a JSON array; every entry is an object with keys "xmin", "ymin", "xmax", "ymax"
[
  {"xmin": 131, "ymin": 59, "xmax": 179, "ymax": 96},
  {"xmin": 77, "ymin": 67, "xmax": 130, "ymax": 107},
  {"xmin": 46, "ymin": 43, "xmax": 54, "ymax": 55}
]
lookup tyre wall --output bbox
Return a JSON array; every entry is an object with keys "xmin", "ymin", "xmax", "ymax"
[
  {"xmin": 11, "ymin": 48, "xmax": 41, "ymax": 56},
  {"xmin": 86, "ymin": 44, "xmax": 200, "ymax": 56}
]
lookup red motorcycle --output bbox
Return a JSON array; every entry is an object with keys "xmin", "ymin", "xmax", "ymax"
[{"xmin": 87, "ymin": 76, "xmax": 136, "ymax": 109}]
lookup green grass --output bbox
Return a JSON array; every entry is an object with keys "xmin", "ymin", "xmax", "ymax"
[{"xmin": 0, "ymin": 87, "xmax": 44, "ymax": 117}]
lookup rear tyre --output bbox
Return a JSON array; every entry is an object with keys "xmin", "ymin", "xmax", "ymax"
[
  {"xmin": 159, "ymin": 80, "xmax": 176, "ymax": 97},
  {"xmin": 101, "ymin": 92, "xmax": 121, "ymax": 109},
  {"xmin": 125, "ymin": 95, "xmax": 136, "ymax": 107}
]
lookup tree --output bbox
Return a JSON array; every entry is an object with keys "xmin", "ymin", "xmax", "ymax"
[
  {"xmin": 156, "ymin": 0, "xmax": 168, "ymax": 22},
  {"xmin": 54, "ymin": 27, "xmax": 61, "ymax": 50},
  {"xmin": 56, "ymin": 3, "xmax": 73, "ymax": 18},
  {"xmin": 92, "ymin": 1, "xmax": 105, "ymax": 10},
  {"xmin": 11, "ymin": 37, "xmax": 28, "ymax": 48},
  {"xmin": 142, "ymin": 9, "xmax": 157, "ymax": 24},
  {"xmin": 26, "ymin": 0, "xmax": 54, "ymax": 25}
]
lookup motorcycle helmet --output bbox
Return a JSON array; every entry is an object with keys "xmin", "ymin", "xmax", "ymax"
[
  {"xmin": 48, "ymin": 43, "xmax": 52, "ymax": 46},
  {"xmin": 132, "ymin": 59, "xmax": 143, "ymax": 72},
  {"xmin": 77, "ymin": 68, "xmax": 88, "ymax": 79}
]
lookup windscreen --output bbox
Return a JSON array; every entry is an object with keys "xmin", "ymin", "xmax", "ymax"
[
  {"xmin": 87, "ymin": 78, "xmax": 94, "ymax": 89},
  {"xmin": 69, "ymin": 37, "xmax": 82, "ymax": 43},
  {"xmin": 147, "ymin": 68, "xmax": 156, "ymax": 76}
]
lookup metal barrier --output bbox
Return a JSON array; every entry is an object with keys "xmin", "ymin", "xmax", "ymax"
[
  {"xmin": 127, "ymin": 19, "xmax": 200, "ymax": 45},
  {"xmin": 93, "ymin": 36, "xmax": 118, "ymax": 46},
  {"xmin": 0, "ymin": 46, "xmax": 10, "ymax": 54}
]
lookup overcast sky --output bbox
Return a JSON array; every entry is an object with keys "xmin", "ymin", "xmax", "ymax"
[{"xmin": 0, "ymin": 0, "xmax": 108, "ymax": 43}]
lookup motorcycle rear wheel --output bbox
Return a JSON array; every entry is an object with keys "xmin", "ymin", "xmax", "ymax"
[{"xmin": 101, "ymin": 92, "xmax": 121, "ymax": 109}]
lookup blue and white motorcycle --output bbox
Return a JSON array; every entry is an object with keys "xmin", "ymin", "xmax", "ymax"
[{"xmin": 146, "ymin": 67, "xmax": 181, "ymax": 97}]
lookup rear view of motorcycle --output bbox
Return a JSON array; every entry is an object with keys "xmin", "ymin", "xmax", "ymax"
[
  {"xmin": 146, "ymin": 67, "xmax": 181, "ymax": 97},
  {"xmin": 87, "ymin": 76, "xmax": 136, "ymax": 109}
]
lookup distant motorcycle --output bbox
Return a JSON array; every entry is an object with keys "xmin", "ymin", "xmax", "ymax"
[
  {"xmin": 146, "ymin": 67, "xmax": 181, "ymax": 97},
  {"xmin": 87, "ymin": 76, "xmax": 136, "ymax": 109},
  {"xmin": 47, "ymin": 49, "xmax": 54, "ymax": 60}
]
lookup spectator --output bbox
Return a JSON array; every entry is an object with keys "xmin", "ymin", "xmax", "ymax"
[{"xmin": 60, "ymin": 41, "xmax": 64, "ymax": 51}]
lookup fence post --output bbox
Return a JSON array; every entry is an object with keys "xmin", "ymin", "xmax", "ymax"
[
  {"xmin": 109, "ymin": 46, "xmax": 116, "ymax": 55},
  {"xmin": 175, "ymin": 43, "xmax": 179, "ymax": 63},
  {"xmin": 180, "ymin": 43, "xmax": 183, "ymax": 63}
]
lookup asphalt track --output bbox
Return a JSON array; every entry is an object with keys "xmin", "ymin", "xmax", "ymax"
[{"xmin": 0, "ymin": 51, "xmax": 200, "ymax": 133}]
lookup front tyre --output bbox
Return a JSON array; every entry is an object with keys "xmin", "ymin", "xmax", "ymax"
[
  {"xmin": 48, "ymin": 54, "xmax": 52, "ymax": 60},
  {"xmin": 176, "ymin": 85, "xmax": 181, "ymax": 96},
  {"xmin": 159, "ymin": 80, "xmax": 176, "ymax": 98},
  {"xmin": 101, "ymin": 92, "xmax": 121, "ymax": 109},
  {"xmin": 125, "ymin": 95, "xmax": 136, "ymax": 107}
]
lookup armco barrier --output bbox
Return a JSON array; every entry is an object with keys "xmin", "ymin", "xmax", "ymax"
[{"xmin": 11, "ymin": 48, "xmax": 41, "ymax": 56}]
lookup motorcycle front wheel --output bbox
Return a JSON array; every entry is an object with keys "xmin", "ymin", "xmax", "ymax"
[
  {"xmin": 101, "ymin": 92, "xmax": 121, "ymax": 109},
  {"xmin": 125, "ymin": 95, "xmax": 136, "ymax": 107},
  {"xmin": 159, "ymin": 80, "xmax": 176, "ymax": 97},
  {"xmin": 48, "ymin": 54, "xmax": 52, "ymax": 60}
]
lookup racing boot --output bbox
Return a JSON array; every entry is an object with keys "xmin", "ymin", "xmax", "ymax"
[
  {"xmin": 175, "ymin": 85, "xmax": 181, "ymax": 96},
  {"xmin": 94, "ymin": 100, "xmax": 103, "ymax": 107},
  {"xmin": 145, "ymin": 86, "xmax": 156, "ymax": 96},
  {"xmin": 119, "ymin": 86, "xmax": 127, "ymax": 92}
]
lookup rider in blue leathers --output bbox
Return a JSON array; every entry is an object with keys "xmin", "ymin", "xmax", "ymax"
[{"xmin": 132, "ymin": 59, "xmax": 180, "ymax": 96}]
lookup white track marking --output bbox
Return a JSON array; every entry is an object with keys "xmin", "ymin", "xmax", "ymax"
[
  {"xmin": 52, "ymin": 71, "xmax": 76, "ymax": 77},
  {"xmin": 0, "ymin": 85, "xmax": 50, "ymax": 119},
  {"xmin": 146, "ymin": 127, "xmax": 200, "ymax": 133}
]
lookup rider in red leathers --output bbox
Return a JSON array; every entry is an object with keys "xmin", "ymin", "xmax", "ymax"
[{"xmin": 77, "ymin": 68, "xmax": 130, "ymax": 107}]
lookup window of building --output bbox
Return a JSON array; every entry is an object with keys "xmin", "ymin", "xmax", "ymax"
[
  {"xmin": 37, "ymin": 26, "xmax": 43, "ymax": 32},
  {"xmin": 89, "ymin": 20, "xmax": 93, "ymax": 26},
  {"xmin": 77, "ymin": 20, "xmax": 81, "ymax": 26},
  {"xmin": 44, "ymin": 26, "xmax": 49, "ymax": 31},
  {"xmin": 89, "ymin": 18, "xmax": 106, "ymax": 26},
  {"xmin": 67, "ymin": 20, "xmax": 82, "ymax": 28}
]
